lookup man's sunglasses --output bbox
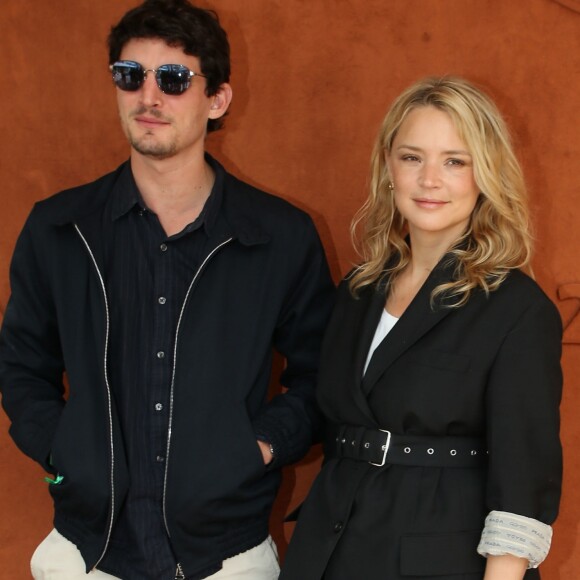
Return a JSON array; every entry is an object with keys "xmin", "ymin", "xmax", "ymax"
[{"xmin": 109, "ymin": 60, "xmax": 207, "ymax": 96}]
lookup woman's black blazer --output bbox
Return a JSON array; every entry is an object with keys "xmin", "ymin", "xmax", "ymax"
[{"xmin": 281, "ymin": 258, "xmax": 563, "ymax": 580}]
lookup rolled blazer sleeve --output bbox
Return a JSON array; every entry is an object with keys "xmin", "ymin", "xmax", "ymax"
[{"xmin": 484, "ymin": 294, "xmax": 563, "ymax": 524}]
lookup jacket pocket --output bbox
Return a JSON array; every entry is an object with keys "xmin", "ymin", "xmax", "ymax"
[{"xmin": 400, "ymin": 530, "xmax": 485, "ymax": 576}]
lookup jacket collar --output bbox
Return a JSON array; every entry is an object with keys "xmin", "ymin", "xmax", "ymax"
[
  {"xmin": 358, "ymin": 254, "xmax": 458, "ymax": 399},
  {"xmin": 51, "ymin": 154, "xmax": 271, "ymax": 248}
]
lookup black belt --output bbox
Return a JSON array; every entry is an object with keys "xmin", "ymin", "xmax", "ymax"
[{"xmin": 325, "ymin": 424, "xmax": 487, "ymax": 468}]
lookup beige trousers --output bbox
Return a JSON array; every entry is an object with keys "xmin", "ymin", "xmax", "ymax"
[{"xmin": 31, "ymin": 529, "xmax": 280, "ymax": 580}]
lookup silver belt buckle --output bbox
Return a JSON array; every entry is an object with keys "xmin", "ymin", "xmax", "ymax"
[{"xmin": 369, "ymin": 429, "xmax": 391, "ymax": 467}]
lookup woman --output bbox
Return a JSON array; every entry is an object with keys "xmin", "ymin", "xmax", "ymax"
[{"xmin": 281, "ymin": 77, "xmax": 562, "ymax": 580}]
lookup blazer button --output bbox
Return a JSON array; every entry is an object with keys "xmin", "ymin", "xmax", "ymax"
[{"xmin": 333, "ymin": 521, "xmax": 344, "ymax": 533}]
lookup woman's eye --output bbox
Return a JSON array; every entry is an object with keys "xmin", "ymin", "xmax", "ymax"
[
  {"xmin": 447, "ymin": 158, "xmax": 466, "ymax": 166},
  {"xmin": 401, "ymin": 155, "xmax": 419, "ymax": 162}
]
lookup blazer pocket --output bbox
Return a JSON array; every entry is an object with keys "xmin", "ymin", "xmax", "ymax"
[
  {"xmin": 400, "ymin": 530, "xmax": 485, "ymax": 576},
  {"xmin": 408, "ymin": 350, "xmax": 470, "ymax": 373}
]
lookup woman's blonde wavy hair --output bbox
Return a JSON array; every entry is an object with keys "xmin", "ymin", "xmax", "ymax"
[{"xmin": 349, "ymin": 76, "xmax": 532, "ymax": 307}]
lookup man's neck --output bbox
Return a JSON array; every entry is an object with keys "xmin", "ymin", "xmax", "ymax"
[{"xmin": 130, "ymin": 151, "xmax": 215, "ymax": 236}]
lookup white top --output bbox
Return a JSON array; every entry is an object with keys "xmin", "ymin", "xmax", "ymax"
[{"xmin": 363, "ymin": 309, "xmax": 399, "ymax": 376}]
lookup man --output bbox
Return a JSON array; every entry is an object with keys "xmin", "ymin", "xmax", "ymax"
[{"xmin": 0, "ymin": 1, "xmax": 334, "ymax": 578}]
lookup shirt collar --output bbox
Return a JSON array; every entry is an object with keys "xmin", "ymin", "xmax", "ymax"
[
  {"xmin": 111, "ymin": 154, "xmax": 224, "ymax": 237},
  {"xmin": 111, "ymin": 163, "xmax": 142, "ymax": 221}
]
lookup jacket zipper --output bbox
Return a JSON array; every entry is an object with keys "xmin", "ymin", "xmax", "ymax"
[
  {"xmin": 76, "ymin": 225, "xmax": 234, "ymax": 573},
  {"xmin": 163, "ymin": 237, "xmax": 234, "ymax": 577},
  {"xmin": 74, "ymin": 225, "xmax": 116, "ymax": 570}
]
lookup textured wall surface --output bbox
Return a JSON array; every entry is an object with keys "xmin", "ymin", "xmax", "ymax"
[{"xmin": 0, "ymin": 1, "xmax": 578, "ymax": 577}]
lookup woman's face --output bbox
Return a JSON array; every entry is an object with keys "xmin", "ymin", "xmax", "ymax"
[{"xmin": 386, "ymin": 106, "xmax": 480, "ymax": 245}]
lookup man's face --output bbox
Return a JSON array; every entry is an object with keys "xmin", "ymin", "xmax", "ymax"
[{"xmin": 115, "ymin": 38, "xmax": 228, "ymax": 161}]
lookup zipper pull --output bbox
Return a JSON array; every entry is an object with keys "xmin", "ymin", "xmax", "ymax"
[{"xmin": 175, "ymin": 563, "xmax": 185, "ymax": 579}]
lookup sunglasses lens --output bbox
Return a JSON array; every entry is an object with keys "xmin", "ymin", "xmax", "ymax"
[
  {"xmin": 157, "ymin": 65, "xmax": 192, "ymax": 95},
  {"xmin": 111, "ymin": 61, "xmax": 144, "ymax": 91}
]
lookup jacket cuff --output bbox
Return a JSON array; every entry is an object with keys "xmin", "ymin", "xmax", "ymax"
[
  {"xmin": 476, "ymin": 510, "xmax": 553, "ymax": 568},
  {"xmin": 254, "ymin": 428, "xmax": 283, "ymax": 469},
  {"xmin": 253, "ymin": 416, "xmax": 300, "ymax": 468}
]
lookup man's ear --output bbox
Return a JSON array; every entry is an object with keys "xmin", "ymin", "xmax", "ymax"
[{"xmin": 208, "ymin": 83, "xmax": 233, "ymax": 119}]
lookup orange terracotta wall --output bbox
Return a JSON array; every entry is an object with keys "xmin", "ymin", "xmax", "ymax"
[{"xmin": 0, "ymin": 1, "xmax": 579, "ymax": 577}]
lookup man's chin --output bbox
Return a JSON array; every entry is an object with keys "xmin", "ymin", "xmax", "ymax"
[{"xmin": 130, "ymin": 139, "xmax": 177, "ymax": 160}]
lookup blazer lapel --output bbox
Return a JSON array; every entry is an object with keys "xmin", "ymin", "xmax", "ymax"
[
  {"xmin": 361, "ymin": 257, "xmax": 456, "ymax": 396},
  {"xmin": 331, "ymin": 283, "xmax": 388, "ymax": 423},
  {"xmin": 352, "ymin": 285, "xmax": 389, "ymax": 380}
]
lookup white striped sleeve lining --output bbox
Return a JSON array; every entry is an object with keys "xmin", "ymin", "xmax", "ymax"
[{"xmin": 476, "ymin": 510, "xmax": 553, "ymax": 569}]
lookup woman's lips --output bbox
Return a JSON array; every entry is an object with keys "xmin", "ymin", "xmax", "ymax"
[{"xmin": 413, "ymin": 198, "xmax": 449, "ymax": 209}]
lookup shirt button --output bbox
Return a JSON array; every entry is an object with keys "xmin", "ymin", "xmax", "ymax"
[
  {"xmin": 160, "ymin": 243, "xmax": 168, "ymax": 252},
  {"xmin": 333, "ymin": 521, "xmax": 344, "ymax": 533},
  {"xmin": 156, "ymin": 455, "xmax": 165, "ymax": 463},
  {"xmin": 158, "ymin": 297, "xmax": 167, "ymax": 305},
  {"xmin": 155, "ymin": 403, "xmax": 163, "ymax": 411},
  {"xmin": 157, "ymin": 351, "xmax": 165, "ymax": 359}
]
